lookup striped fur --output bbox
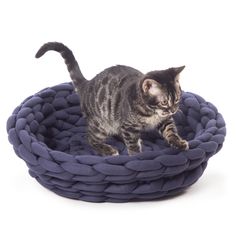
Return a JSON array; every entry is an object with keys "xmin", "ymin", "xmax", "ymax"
[
  {"xmin": 158, "ymin": 118, "xmax": 189, "ymax": 150},
  {"xmin": 36, "ymin": 42, "xmax": 188, "ymax": 156}
]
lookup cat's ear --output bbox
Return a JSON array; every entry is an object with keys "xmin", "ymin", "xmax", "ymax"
[
  {"xmin": 142, "ymin": 78, "xmax": 161, "ymax": 95},
  {"xmin": 173, "ymin": 66, "xmax": 185, "ymax": 81},
  {"xmin": 173, "ymin": 66, "xmax": 185, "ymax": 75}
]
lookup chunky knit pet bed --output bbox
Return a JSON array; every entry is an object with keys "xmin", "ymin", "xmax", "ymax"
[{"xmin": 7, "ymin": 83, "xmax": 226, "ymax": 202}]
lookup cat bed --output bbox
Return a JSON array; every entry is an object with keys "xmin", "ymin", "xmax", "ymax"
[{"xmin": 7, "ymin": 82, "xmax": 226, "ymax": 202}]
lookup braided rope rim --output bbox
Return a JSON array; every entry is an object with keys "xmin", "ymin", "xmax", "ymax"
[{"xmin": 6, "ymin": 83, "xmax": 226, "ymax": 202}]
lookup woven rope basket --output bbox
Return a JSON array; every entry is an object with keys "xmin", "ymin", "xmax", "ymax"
[{"xmin": 7, "ymin": 83, "xmax": 226, "ymax": 202}]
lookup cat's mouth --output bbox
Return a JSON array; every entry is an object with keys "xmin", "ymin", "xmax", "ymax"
[
  {"xmin": 149, "ymin": 105, "xmax": 178, "ymax": 117},
  {"xmin": 160, "ymin": 111, "xmax": 173, "ymax": 118},
  {"xmin": 161, "ymin": 108, "xmax": 178, "ymax": 117}
]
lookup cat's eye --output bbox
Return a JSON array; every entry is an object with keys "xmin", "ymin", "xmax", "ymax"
[{"xmin": 161, "ymin": 100, "xmax": 168, "ymax": 106}]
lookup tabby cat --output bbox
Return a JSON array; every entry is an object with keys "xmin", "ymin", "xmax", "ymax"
[{"xmin": 36, "ymin": 42, "xmax": 188, "ymax": 156}]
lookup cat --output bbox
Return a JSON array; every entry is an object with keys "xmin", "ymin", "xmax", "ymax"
[{"xmin": 36, "ymin": 42, "xmax": 189, "ymax": 156}]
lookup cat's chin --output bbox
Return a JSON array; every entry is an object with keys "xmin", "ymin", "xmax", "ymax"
[
  {"xmin": 161, "ymin": 115, "xmax": 172, "ymax": 120},
  {"xmin": 158, "ymin": 112, "xmax": 171, "ymax": 118},
  {"xmin": 160, "ymin": 110, "xmax": 178, "ymax": 118}
]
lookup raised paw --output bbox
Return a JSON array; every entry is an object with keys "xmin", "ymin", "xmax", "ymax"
[
  {"xmin": 168, "ymin": 136, "xmax": 189, "ymax": 150},
  {"xmin": 177, "ymin": 139, "xmax": 189, "ymax": 150}
]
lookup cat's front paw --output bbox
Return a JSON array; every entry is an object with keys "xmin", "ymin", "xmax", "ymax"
[
  {"xmin": 127, "ymin": 139, "xmax": 142, "ymax": 156},
  {"xmin": 178, "ymin": 139, "xmax": 189, "ymax": 150},
  {"xmin": 168, "ymin": 136, "xmax": 189, "ymax": 150},
  {"xmin": 96, "ymin": 145, "xmax": 119, "ymax": 156},
  {"xmin": 128, "ymin": 149, "xmax": 142, "ymax": 156},
  {"xmin": 105, "ymin": 147, "xmax": 119, "ymax": 156},
  {"xmin": 128, "ymin": 144, "xmax": 142, "ymax": 156}
]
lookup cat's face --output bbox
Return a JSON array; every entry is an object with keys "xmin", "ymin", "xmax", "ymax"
[{"xmin": 141, "ymin": 66, "xmax": 185, "ymax": 117}]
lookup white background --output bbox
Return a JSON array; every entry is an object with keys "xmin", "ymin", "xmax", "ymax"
[{"xmin": 0, "ymin": 0, "xmax": 235, "ymax": 235}]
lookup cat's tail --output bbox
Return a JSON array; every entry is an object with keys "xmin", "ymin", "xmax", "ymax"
[{"xmin": 35, "ymin": 42, "xmax": 87, "ymax": 91}]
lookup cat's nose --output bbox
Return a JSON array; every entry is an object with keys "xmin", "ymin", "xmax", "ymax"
[{"xmin": 170, "ymin": 107, "xmax": 176, "ymax": 114}]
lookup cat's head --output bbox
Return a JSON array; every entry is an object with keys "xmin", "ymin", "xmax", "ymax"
[{"xmin": 141, "ymin": 66, "xmax": 185, "ymax": 117}]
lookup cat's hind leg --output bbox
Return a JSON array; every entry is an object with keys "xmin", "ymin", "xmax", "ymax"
[{"xmin": 87, "ymin": 123, "xmax": 119, "ymax": 156}]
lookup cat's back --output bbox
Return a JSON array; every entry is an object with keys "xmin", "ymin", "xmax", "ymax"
[
  {"xmin": 95, "ymin": 65, "xmax": 143, "ymax": 84},
  {"xmin": 82, "ymin": 65, "xmax": 143, "ymax": 98}
]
